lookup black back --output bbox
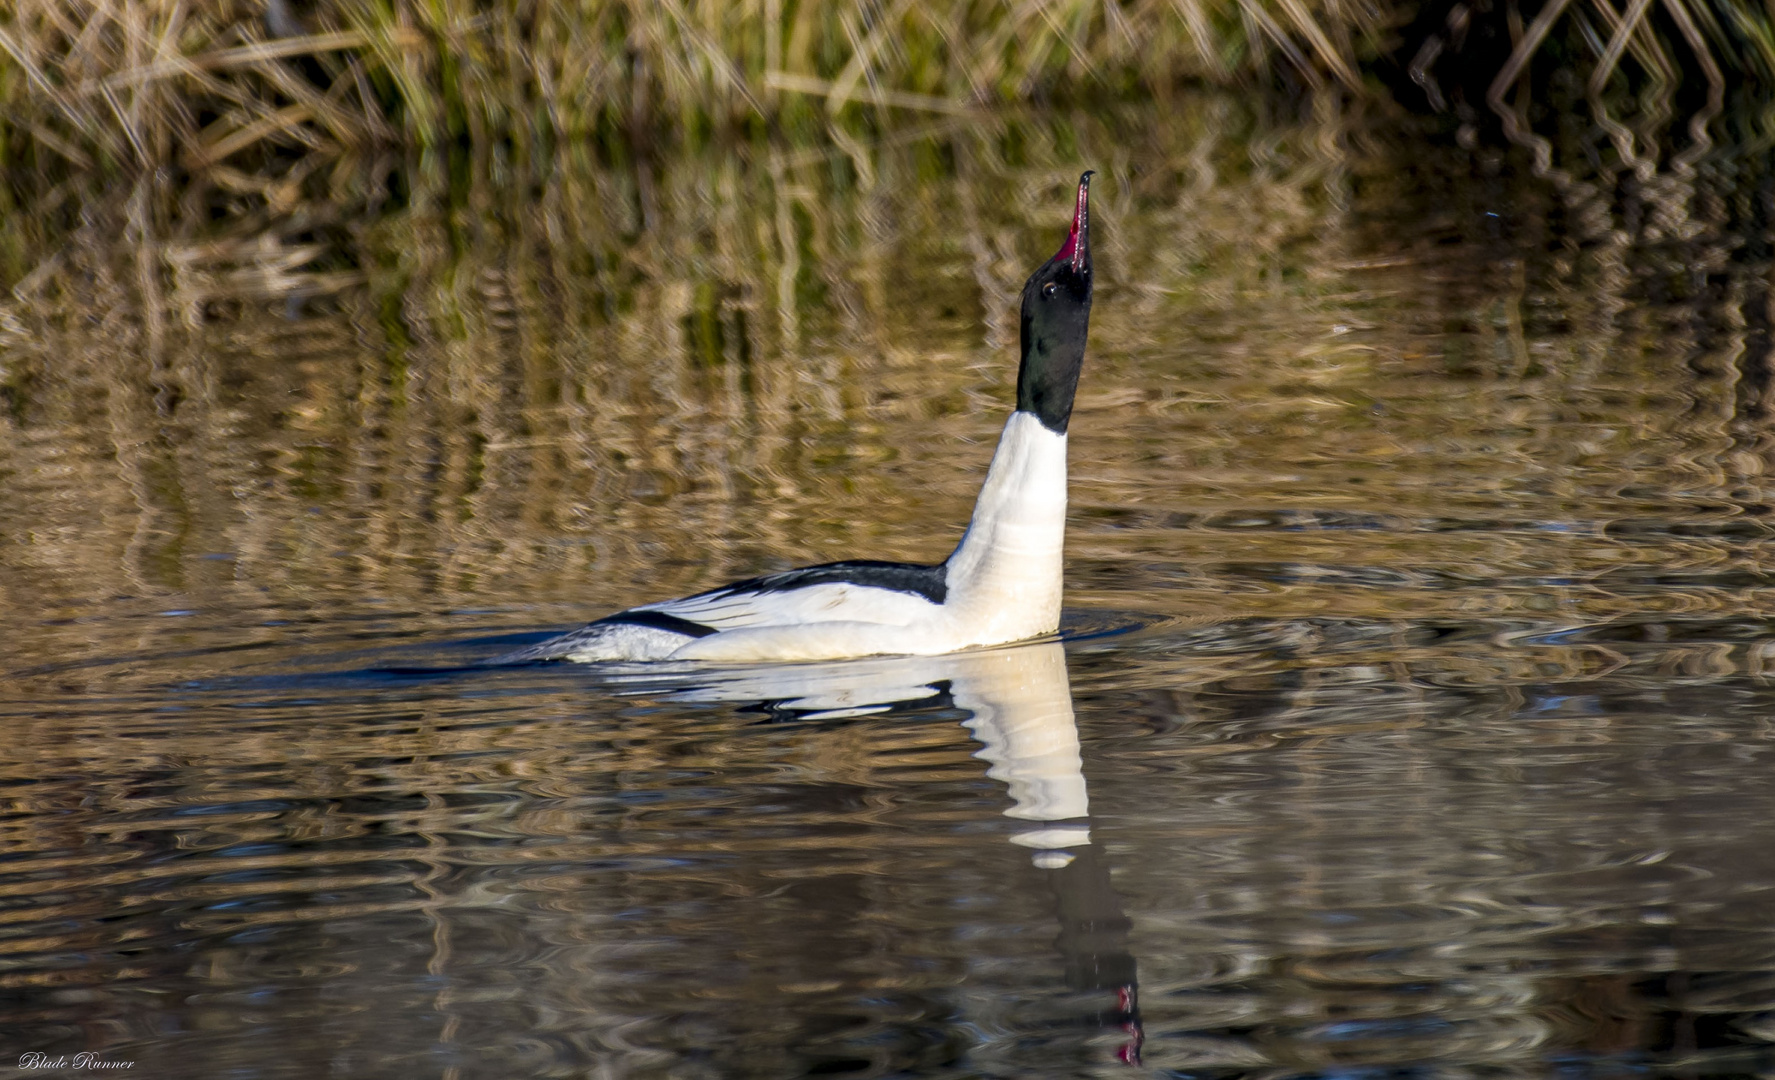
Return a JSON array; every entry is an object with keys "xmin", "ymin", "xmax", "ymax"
[
  {"xmin": 694, "ymin": 559, "xmax": 948, "ymax": 606},
  {"xmin": 598, "ymin": 610, "xmax": 720, "ymax": 637}
]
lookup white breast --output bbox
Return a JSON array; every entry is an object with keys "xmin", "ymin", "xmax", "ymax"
[{"xmin": 940, "ymin": 411, "xmax": 1070, "ymax": 646}]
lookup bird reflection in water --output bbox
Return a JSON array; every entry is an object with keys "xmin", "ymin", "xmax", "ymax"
[{"xmin": 604, "ymin": 641, "xmax": 1143, "ymax": 1066}]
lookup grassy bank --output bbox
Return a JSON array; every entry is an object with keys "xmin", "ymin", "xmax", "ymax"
[
  {"xmin": 5, "ymin": 0, "xmax": 1773, "ymax": 182},
  {"xmin": 2, "ymin": 0, "xmax": 1773, "ymax": 329},
  {"xmin": 1, "ymin": 0, "xmax": 1771, "ymax": 264},
  {"xmin": 0, "ymin": 0, "xmax": 1375, "ymax": 195}
]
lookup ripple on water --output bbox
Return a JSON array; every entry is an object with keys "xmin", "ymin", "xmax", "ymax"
[{"xmin": 11, "ymin": 119, "xmax": 1775, "ymax": 1077}]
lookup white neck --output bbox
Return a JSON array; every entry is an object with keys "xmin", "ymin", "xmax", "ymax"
[{"xmin": 943, "ymin": 410, "xmax": 1069, "ymax": 642}]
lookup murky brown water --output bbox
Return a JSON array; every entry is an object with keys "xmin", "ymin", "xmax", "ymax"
[{"xmin": 5, "ymin": 101, "xmax": 1775, "ymax": 1077}]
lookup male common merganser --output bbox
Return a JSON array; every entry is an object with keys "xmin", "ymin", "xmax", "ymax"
[{"xmin": 498, "ymin": 171, "xmax": 1095, "ymax": 664}]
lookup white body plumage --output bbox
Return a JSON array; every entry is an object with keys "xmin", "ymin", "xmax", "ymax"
[{"xmin": 539, "ymin": 412, "xmax": 1067, "ymax": 663}]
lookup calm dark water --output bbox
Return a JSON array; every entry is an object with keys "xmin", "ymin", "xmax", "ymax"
[{"xmin": 4, "ymin": 103, "xmax": 1775, "ymax": 1077}]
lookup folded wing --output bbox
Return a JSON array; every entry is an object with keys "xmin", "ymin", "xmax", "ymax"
[{"xmin": 637, "ymin": 559, "xmax": 948, "ymax": 632}]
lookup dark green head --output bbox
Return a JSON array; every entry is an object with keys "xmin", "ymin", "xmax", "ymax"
[{"xmin": 1015, "ymin": 171, "xmax": 1095, "ymax": 434}]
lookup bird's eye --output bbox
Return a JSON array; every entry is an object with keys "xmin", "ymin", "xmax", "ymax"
[{"xmin": 1042, "ymin": 282, "xmax": 1057, "ymax": 298}]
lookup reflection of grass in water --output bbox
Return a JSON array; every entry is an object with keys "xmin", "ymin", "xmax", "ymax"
[
  {"xmin": 0, "ymin": 102, "xmax": 1355, "ymax": 630},
  {"xmin": 4, "ymin": 98, "xmax": 1775, "ymax": 678}
]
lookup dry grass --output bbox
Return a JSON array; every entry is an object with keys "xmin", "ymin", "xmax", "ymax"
[
  {"xmin": 0, "ymin": 0, "xmax": 1394, "ymax": 298},
  {"xmin": 3, "ymin": 0, "xmax": 1771, "ymax": 277},
  {"xmin": 0, "ymin": 0, "xmax": 1376, "ymax": 197}
]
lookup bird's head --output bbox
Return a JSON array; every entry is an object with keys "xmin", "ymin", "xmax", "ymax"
[{"xmin": 1017, "ymin": 172, "xmax": 1095, "ymax": 434}]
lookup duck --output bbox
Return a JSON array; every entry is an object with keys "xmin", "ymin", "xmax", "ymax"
[{"xmin": 496, "ymin": 170, "xmax": 1096, "ymax": 664}]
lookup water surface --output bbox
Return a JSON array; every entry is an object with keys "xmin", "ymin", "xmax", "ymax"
[{"xmin": 3, "ymin": 102, "xmax": 1775, "ymax": 1077}]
